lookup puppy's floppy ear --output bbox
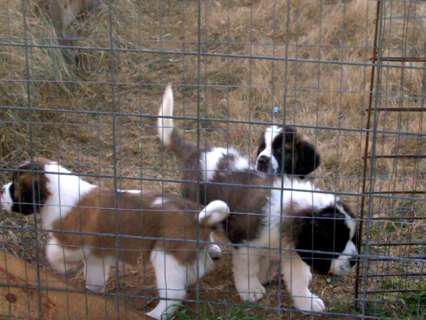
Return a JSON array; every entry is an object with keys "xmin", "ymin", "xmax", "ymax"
[
  {"xmin": 11, "ymin": 162, "xmax": 49, "ymax": 215},
  {"xmin": 256, "ymin": 133, "xmax": 266, "ymax": 157},
  {"xmin": 294, "ymin": 140, "xmax": 320, "ymax": 177}
]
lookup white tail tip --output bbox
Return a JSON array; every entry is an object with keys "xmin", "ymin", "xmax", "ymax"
[
  {"xmin": 158, "ymin": 83, "xmax": 174, "ymax": 146},
  {"xmin": 198, "ymin": 200, "xmax": 230, "ymax": 226}
]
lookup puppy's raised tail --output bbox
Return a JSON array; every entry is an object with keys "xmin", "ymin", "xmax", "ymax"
[
  {"xmin": 158, "ymin": 84, "xmax": 199, "ymax": 160},
  {"xmin": 198, "ymin": 200, "xmax": 230, "ymax": 227},
  {"xmin": 158, "ymin": 84, "xmax": 174, "ymax": 146}
]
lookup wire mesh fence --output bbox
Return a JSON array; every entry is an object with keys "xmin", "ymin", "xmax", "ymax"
[{"xmin": 0, "ymin": 0, "xmax": 425, "ymax": 319}]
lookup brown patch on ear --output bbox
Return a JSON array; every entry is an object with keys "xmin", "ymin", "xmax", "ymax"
[
  {"xmin": 256, "ymin": 133, "xmax": 266, "ymax": 157},
  {"xmin": 12, "ymin": 160, "xmax": 50, "ymax": 215}
]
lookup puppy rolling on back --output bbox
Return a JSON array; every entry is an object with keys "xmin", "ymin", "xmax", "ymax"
[{"xmin": 0, "ymin": 158, "xmax": 229, "ymax": 320}]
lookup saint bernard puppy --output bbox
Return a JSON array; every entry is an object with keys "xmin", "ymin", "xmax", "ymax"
[
  {"xmin": 256, "ymin": 124, "xmax": 320, "ymax": 178},
  {"xmin": 0, "ymin": 158, "xmax": 230, "ymax": 320},
  {"xmin": 157, "ymin": 84, "xmax": 358, "ymax": 312}
]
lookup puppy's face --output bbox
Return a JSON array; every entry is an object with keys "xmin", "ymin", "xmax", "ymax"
[
  {"xmin": 256, "ymin": 125, "xmax": 320, "ymax": 178},
  {"xmin": 0, "ymin": 160, "xmax": 50, "ymax": 215},
  {"xmin": 295, "ymin": 203, "xmax": 358, "ymax": 275}
]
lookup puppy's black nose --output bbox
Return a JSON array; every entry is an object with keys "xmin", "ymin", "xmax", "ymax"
[
  {"xmin": 258, "ymin": 155, "xmax": 269, "ymax": 166},
  {"xmin": 349, "ymin": 256, "xmax": 358, "ymax": 267},
  {"xmin": 257, "ymin": 155, "xmax": 270, "ymax": 172}
]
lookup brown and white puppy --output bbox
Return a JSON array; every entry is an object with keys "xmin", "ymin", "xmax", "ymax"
[
  {"xmin": 157, "ymin": 85, "xmax": 358, "ymax": 312},
  {"xmin": 0, "ymin": 158, "xmax": 230, "ymax": 320}
]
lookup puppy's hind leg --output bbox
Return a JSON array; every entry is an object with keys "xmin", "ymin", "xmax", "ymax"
[{"xmin": 147, "ymin": 250, "xmax": 187, "ymax": 320}]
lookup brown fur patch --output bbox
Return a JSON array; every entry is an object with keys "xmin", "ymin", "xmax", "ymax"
[
  {"xmin": 52, "ymin": 190, "xmax": 213, "ymax": 265},
  {"xmin": 166, "ymin": 126, "xmax": 271, "ymax": 244},
  {"xmin": 199, "ymin": 170, "xmax": 271, "ymax": 244},
  {"xmin": 11, "ymin": 160, "xmax": 51, "ymax": 215}
]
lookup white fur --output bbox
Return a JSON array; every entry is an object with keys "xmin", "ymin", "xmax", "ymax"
[
  {"xmin": 276, "ymin": 178, "xmax": 337, "ymax": 211},
  {"xmin": 158, "ymin": 84, "xmax": 174, "ymax": 147},
  {"xmin": 336, "ymin": 203, "xmax": 357, "ymax": 239},
  {"xmin": 281, "ymin": 253, "xmax": 325, "ymax": 312},
  {"xmin": 117, "ymin": 189, "xmax": 142, "ymax": 194},
  {"xmin": 84, "ymin": 254, "xmax": 115, "ymax": 293},
  {"xmin": 0, "ymin": 182, "xmax": 13, "ymax": 212},
  {"xmin": 198, "ymin": 200, "xmax": 230, "ymax": 225},
  {"xmin": 152, "ymin": 197, "xmax": 168, "ymax": 207},
  {"xmin": 201, "ymin": 148, "xmax": 225, "ymax": 181},
  {"xmin": 201, "ymin": 147, "xmax": 249, "ymax": 181},
  {"xmin": 41, "ymin": 162, "xmax": 96, "ymax": 230},
  {"xmin": 207, "ymin": 243, "xmax": 222, "ymax": 259},
  {"xmin": 199, "ymin": 201, "xmax": 229, "ymax": 261},
  {"xmin": 233, "ymin": 155, "xmax": 250, "ymax": 172},
  {"xmin": 232, "ymin": 247, "xmax": 267, "ymax": 302},
  {"xmin": 148, "ymin": 249, "xmax": 215, "ymax": 320},
  {"xmin": 256, "ymin": 125, "xmax": 282, "ymax": 173},
  {"xmin": 329, "ymin": 240, "xmax": 357, "ymax": 275},
  {"xmin": 207, "ymin": 233, "xmax": 222, "ymax": 259},
  {"xmin": 45, "ymin": 236, "xmax": 83, "ymax": 275}
]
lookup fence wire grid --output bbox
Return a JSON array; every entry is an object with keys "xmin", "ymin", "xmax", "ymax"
[{"xmin": 0, "ymin": 0, "xmax": 425, "ymax": 319}]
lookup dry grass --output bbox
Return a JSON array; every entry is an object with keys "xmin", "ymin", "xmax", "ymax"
[{"xmin": 0, "ymin": 0, "xmax": 425, "ymax": 319}]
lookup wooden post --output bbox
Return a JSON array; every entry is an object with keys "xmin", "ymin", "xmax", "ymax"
[{"xmin": 0, "ymin": 251, "xmax": 149, "ymax": 320}]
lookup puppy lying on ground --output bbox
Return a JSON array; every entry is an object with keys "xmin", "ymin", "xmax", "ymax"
[
  {"xmin": 0, "ymin": 158, "xmax": 229, "ymax": 319},
  {"xmin": 157, "ymin": 85, "xmax": 358, "ymax": 312}
]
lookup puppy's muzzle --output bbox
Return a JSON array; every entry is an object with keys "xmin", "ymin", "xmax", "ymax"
[
  {"xmin": 349, "ymin": 255, "xmax": 358, "ymax": 268},
  {"xmin": 257, "ymin": 155, "xmax": 271, "ymax": 173}
]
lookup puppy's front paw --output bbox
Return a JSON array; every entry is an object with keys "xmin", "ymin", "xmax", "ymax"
[
  {"xmin": 293, "ymin": 293, "xmax": 325, "ymax": 312},
  {"xmin": 208, "ymin": 244, "xmax": 222, "ymax": 260},
  {"xmin": 238, "ymin": 280, "xmax": 266, "ymax": 302}
]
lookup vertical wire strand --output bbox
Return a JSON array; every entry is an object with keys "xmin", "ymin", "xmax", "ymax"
[
  {"xmin": 195, "ymin": 0, "xmax": 202, "ymax": 317},
  {"xmin": 106, "ymin": 0, "xmax": 121, "ymax": 317},
  {"xmin": 360, "ymin": 0, "xmax": 385, "ymax": 315},
  {"xmin": 20, "ymin": 0, "xmax": 43, "ymax": 318},
  {"xmin": 277, "ymin": 0, "xmax": 291, "ymax": 317},
  {"xmin": 355, "ymin": 0, "xmax": 382, "ymax": 309}
]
